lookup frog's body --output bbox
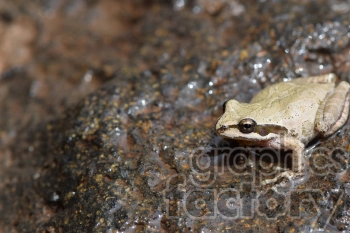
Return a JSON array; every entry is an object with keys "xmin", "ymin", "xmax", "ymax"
[{"xmin": 216, "ymin": 73, "xmax": 350, "ymax": 181}]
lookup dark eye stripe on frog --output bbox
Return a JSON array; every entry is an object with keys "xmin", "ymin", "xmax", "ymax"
[
  {"xmin": 255, "ymin": 125, "xmax": 288, "ymax": 136},
  {"xmin": 218, "ymin": 119, "xmax": 288, "ymax": 136}
]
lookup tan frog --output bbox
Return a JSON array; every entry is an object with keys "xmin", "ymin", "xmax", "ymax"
[{"xmin": 216, "ymin": 73, "xmax": 350, "ymax": 182}]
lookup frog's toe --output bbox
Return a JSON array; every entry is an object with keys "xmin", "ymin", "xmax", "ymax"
[
  {"xmin": 261, "ymin": 170, "xmax": 310, "ymax": 187},
  {"xmin": 289, "ymin": 171, "xmax": 310, "ymax": 186}
]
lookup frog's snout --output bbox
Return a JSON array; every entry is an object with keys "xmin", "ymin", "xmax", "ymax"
[{"xmin": 216, "ymin": 124, "xmax": 228, "ymax": 133}]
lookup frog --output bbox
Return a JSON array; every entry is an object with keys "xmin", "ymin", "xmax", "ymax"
[{"xmin": 215, "ymin": 73, "xmax": 350, "ymax": 184}]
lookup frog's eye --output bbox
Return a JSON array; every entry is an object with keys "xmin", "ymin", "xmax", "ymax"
[
  {"xmin": 238, "ymin": 118, "xmax": 256, "ymax": 133},
  {"xmin": 222, "ymin": 100, "xmax": 229, "ymax": 112}
]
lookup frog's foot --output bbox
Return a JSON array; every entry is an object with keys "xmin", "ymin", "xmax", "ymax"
[{"xmin": 261, "ymin": 170, "xmax": 310, "ymax": 187}]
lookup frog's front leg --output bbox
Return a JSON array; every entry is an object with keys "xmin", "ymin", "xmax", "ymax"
[
  {"xmin": 267, "ymin": 136, "xmax": 305, "ymax": 172},
  {"xmin": 262, "ymin": 137, "xmax": 308, "ymax": 185},
  {"xmin": 315, "ymin": 81, "xmax": 350, "ymax": 136}
]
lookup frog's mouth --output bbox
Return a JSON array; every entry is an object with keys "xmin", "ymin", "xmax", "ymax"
[{"xmin": 217, "ymin": 124, "xmax": 288, "ymax": 139}]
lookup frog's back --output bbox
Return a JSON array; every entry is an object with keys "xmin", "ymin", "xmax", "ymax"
[
  {"xmin": 245, "ymin": 81, "xmax": 334, "ymax": 142},
  {"xmin": 250, "ymin": 81, "xmax": 333, "ymax": 105}
]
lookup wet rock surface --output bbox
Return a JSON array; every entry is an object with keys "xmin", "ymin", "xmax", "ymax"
[{"xmin": 1, "ymin": 0, "xmax": 350, "ymax": 232}]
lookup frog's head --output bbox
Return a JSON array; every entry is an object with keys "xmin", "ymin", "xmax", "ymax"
[{"xmin": 215, "ymin": 99, "xmax": 287, "ymax": 142}]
